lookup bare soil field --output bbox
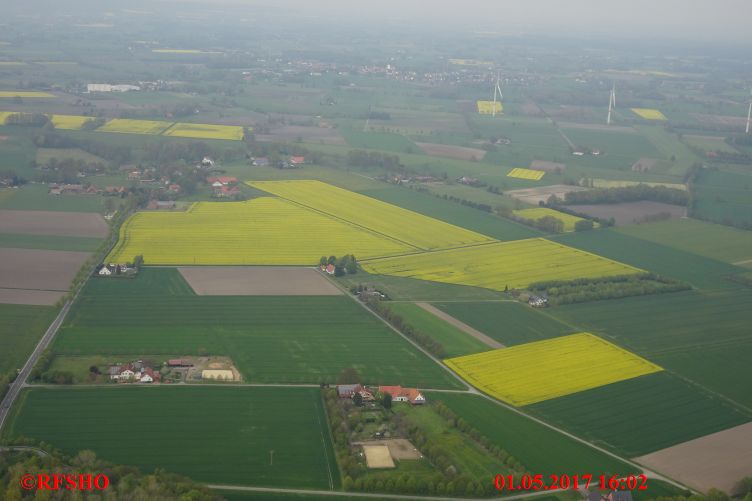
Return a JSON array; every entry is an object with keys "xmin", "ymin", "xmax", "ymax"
[
  {"xmin": 0, "ymin": 210, "xmax": 108, "ymax": 238},
  {"xmin": 416, "ymin": 142, "xmax": 487, "ymax": 161},
  {"xmin": 0, "ymin": 248, "xmax": 89, "ymax": 292},
  {"xmin": 355, "ymin": 439, "xmax": 421, "ymax": 460},
  {"xmin": 256, "ymin": 125, "xmax": 346, "ymax": 145},
  {"xmin": 568, "ymin": 202, "xmax": 686, "ymax": 225},
  {"xmin": 0, "ymin": 288, "xmax": 64, "ymax": 305},
  {"xmin": 416, "ymin": 302, "xmax": 503, "ymax": 349},
  {"xmin": 178, "ymin": 266, "xmax": 343, "ymax": 296},
  {"xmin": 691, "ymin": 114, "xmax": 747, "ymax": 127},
  {"xmin": 530, "ymin": 160, "xmax": 566, "ymax": 173},
  {"xmin": 506, "ymin": 185, "xmax": 589, "ymax": 205},
  {"xmin": 631, "ymin": 158, "xmax": 659, "ymax": 172},
  {"xmin": 361, "ymin": 445, "xmax": 396, "ymax": 468},
  {"xmin": 636, "ymin": 421, "xmax": 752, "ymax": 494}
]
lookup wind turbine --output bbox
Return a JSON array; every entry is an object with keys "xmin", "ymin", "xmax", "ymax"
[
  {"xmin": 492, "ymin": 72, "xmax": 503, "ymax": 117},
  {"xmin": 607, "ymin": 83, "xmax": 616, "ymax": 125},
  {"xmin": 746, "ymin": 88, "xmax": 751, "ymax": 134}
]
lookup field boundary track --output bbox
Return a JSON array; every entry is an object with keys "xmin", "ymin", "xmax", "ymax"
[{"xmin": 415, "ymin": 302, "xmax": 504, "ymax": 349}]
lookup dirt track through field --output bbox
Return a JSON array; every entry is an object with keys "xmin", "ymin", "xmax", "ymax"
[
  {"xmin": 416, "ymin": 302, "xmax": 504, "ymax": 349},
  {"xmin": 0, "ymin": 210, "xmax": 108, "ymax": 237},
  {"xmin": 636, "ymin": 421, "xmax": 752, "ymax": 494},
  {"xmin": 178, "ymin": 266, "xmax": 343, "ymax": 295}
]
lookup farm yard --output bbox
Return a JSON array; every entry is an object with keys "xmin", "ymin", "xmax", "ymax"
[
  {"xmin": 361, "ymin": 238, "xmax": 641, "ymax": 291},
  {"xmin": 52, "ymin": 268, "xmax": 462, "ymax": 388},
  {"xmin": 2, "ymin": 386, "xmax": 340, "ymax": 489},
  {"xmin": 445, "ymin": 333, "xmax": 663, "ymax": 406},
  {"xmin": 106, "ymin": 198, "xmax": 413, "ymax": 265}
]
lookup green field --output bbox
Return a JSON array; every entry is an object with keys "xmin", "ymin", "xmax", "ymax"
[
  {"xmin": 0, "ymin": 184, "xmax": 105, "ymax": 212},
  {"xmin": 693, "ymin": 168, "xmax": 752, "ymax": 228},
  {"xmin": 386, "ymin": 303, "xmax": 490, "ymax": 357},
  {"xmin": 340, "ymin": 130, "xmax": 419, "ymax": 153},
  {"xmin": 0, "ymin": 304, "xmax": 57, "ymax": 374},
  {"xmin": 431, "ymin": 302, "xmax": 576, "ymax": 346},
  {"xmin": 0, "ymin": 233, "xmax": 101, "ymax": 251},
  {"xmin": 359, "ymin": 185, "xmax": 541, "ymax": 242},
  {"xmin": 549, "ymin": 290, "xmax": 752, "ymax": 409},
  {"xmin": 3, "ymin": 386, "xmax": 339, "ymax": 489},
  {"xmin": 428, "ymin": 392, "xmax": 635, "ymax": 477},
  {"xmin": 553, "ymin": 229, "xmax": 744, "ymax": 291},
  {"xmin": 35, "ymin": 147, "xmax": 107, "ymax": 165},
  {"xmin": 52, "ymin": 269, "xmax": 461, "ymax": 388},
  {"xmin": 335, "ymin": 272, "xmax": 506, "ymax": 302},
  {"xmin": 615, "ymin": 219, "xmax": 752, "ymax": 265},
  {"xmin": 527, "ymin": 372, "xmax": 751, "ymax": 457},
  {"xmin": 561, "ymin": 128, "xmax": 663, "ymax": 169}
]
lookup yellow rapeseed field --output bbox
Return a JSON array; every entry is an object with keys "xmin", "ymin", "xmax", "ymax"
[
  {"xmin": 163, "ymin": 122, "xmax": 244, "ymax": 141},
  {"xmin": 0, "ymin": 91, "xmax": 54, "ymax": 98},
  {"xmin": 476, "ymin": 100, "xmax": 503, "ymax": 115},
  {"xmin": 249, "ymin": 180, "xmax": 495, "ymax": 251},
  {"xmin": 360, "ymin": 238, "xmax": 641, "ymax": 291},
  {"xmin": 106, "ymin": 197, "xmax": 413, "ymax": 265},
  {"xmin": 445, "ymin": 333, "xmax": 663, "ymax": 406},
  {"xmin": 98, "ymin": 118, "xmax": 174, "ymax": 135},
  {"xmin": 507, "ymin": 168, "xmax": 545, "ymax": 181},
  {"xmin": 0, "ymin": 112, "xmax": 13, "ymax": 124},
  {"xmin": 512, "ymin": 208, "xmax": 594, "ymax": 232},
  {"xmin": 48, "ymin": 114, "xmax": 95, "ymax": 130},
  {"xmin": 631, "ymin": 108, "xmax": 668, "ymax": 120}
]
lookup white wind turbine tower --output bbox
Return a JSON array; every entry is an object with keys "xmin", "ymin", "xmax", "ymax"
[
  {"xmin": 607, "ymin": 83, "xmax": 616, "ymax": 125},
  {"xmin": 746, "ymin": 88, "xmax": 751, "ymax": 134},
  {"xmin": 492, "ymin": 72, "xmax": 503, "ymax": 117}
]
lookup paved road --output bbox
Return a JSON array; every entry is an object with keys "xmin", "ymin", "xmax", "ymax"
[
  {"xmin": 0, "ymin": 298, "xmax": 74, "ymax": 430},
  {"xmin": 0, "ymin": 446, "xmax": 49, "ymax": 457}
]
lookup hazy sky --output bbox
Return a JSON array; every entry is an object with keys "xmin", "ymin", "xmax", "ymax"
[{"xmin": 214, "ymin": 0, "xmax": 752, "ymax": 45}]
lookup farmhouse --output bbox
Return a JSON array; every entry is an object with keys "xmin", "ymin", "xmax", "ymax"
[
  {"xmin": 528, "ymin": 295, "xmax": 548, "ymax": 308},
  {"xmin": 109, "ymin": 363, "xmax": 161, "ymax": 383},
  {"xmin": 214, "ymin": 185, "xmax": 241, "ymax": 198},
  {"xmin": 200, "ymin": 157, "xmax": 215, "ymax": 168},
  {"xmin": 289, "ymin": 156, "xmax": 305, "ymax": 165},
  {"xmin": 147, "ymin": 200, "xmax": 176, "ymax": 210},
  {"xmin": 168, "ymin": 359, "xmax": 194, "ymax": 367},
  {"xmin": 206, "ymin": 176, "xmax": 238, "ymax": 186},
  {"xmin": 378, "ymin": 385, "xmax": 425, "ymax": 405},
  {"xmin": 337, "ymin": 384, "xmax": 362, "ymax": 398},
  {"xmin": 98, "ymin": 263, "xmax": 130, "ymax": 276},
  {"xmin": 321, "ymin": 264, "xmax": 336, "ymax": 275},
  {"xmin": 87, "ymin": 83, "xmax": 140, "ymax": 92},
  {"xmin": 252, "ymin": 157, "xmax": 269, "ymax": 166}
]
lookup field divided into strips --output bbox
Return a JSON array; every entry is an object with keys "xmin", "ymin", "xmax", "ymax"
[
  {"xmin": 361, "ymin": 238, "xmax": 641, "ymax": 291},
  {"xmin": 53, "ymin": 268, "xmax": 461, "ymax": 388},
  {"xmin": 0, "ymin": 91, "xmax": 54, "ymax": 98},
  {"xmin": 513, "ymin": 207, "xmax": 590, "ymax": 232},
  {"xmin": 528, "ymin": 372, "xmax": 752, "ymax": 457},
  {"xmin": 433, "ymin": 301, "xmax": 576, "ymax": 346},
  {"xmin": 107, "ymin": 198, "xmax": 412, "ymax": 265},
  {"xmin": 507, "ymin": 168, "xmax": 544, "ymax": 181},
  {"xmin": 631, "ymin": 108, "xmax": 668, "ymax": 120},
  {"xmin": 476, "ymin": 100, "xmax": 502, "ymax": 115},
  {"xmin": 47, "ymin": 114, "xmax": 95, "ymax": 130},
  {"xmin": 3, "ymin": 386, "xmax": 339, "ymax": 489},
  {"xmin": 163, "ymin": 122, "xmax": 244, "ymax": 140},
  {"xmin": 98, "ymin": 118, "xmax": 173, "ymax": 135},
  {"xmin": 445, "ymin": 333, "xmax": 663, "ymax": 406},
  {"xmin": 249, "ymin": 180, "xmax": 495, "ymax": 250}
]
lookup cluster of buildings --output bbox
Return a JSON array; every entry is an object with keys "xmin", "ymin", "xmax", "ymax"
[
  {"xmin": 206, "ymin": 175, "xmax": 240, "ymax": 198},
  {"xmin": 48, "ymin": 183, "xmax": 130, "ymax": 196},
  {"xmin": 336, "ymin": 384, "xmax": 426, "ymax": 405},
  {"xmin": 108, "ymin": 361, "xmax": 161, "ymax": 383}
]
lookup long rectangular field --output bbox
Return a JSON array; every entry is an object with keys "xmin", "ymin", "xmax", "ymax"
[
  {"xmin": 53, "ymin": 268, "xmax": 461, "ymax": 388},
  {"xmin": 249, "ymin": 180, "xmax": 495, "ymax": 250},
  {"xmin": 2, "ymin": 386, "xmax": 340, "ymax": 489},
  {"xmin": 528, "ymin": 372, "xmax": 751, "ymax": 457},
  {"xmin": 512, "ymin": 207, "xmax": 591, "ymax": 231},
  {"xmin": 445, "ymin": 333, "xmax": 662, "ymax": 406},
  {"xmin": 361, "ymin": 238, "xmax": 641, "ymax": 291},
  {"xmin": 97, "ymin": 118, "xmax": 174, "ymax": 135},
  {"xmin": 107, "ymin": 198, "xmax": 413, "ymax": 265},
  {"xmin": 163, "ymin": 122, "xmax": 244, "ymax": 140}
]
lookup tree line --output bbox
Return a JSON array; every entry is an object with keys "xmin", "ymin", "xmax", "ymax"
[
  {"xmin": 557, "ymin": 185, "xmax": 689, "ymax": 206},
  {"xmin": 364, "ymin": 298, "xmax": 445, "ymax": 358},
  {"xmin": 529, "ymin": 273, "xmax": 691, "ymax": 305}
]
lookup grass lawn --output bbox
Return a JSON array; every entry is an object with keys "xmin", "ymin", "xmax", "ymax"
[
  {"xmin": 0, "ymin": 184, "xmax": 105, "ymax": 213},
  {"xmin": 0, "ymin": 304, "xmax": 57, "ymax": 374},
  {"xmin": 427, "ymin": 392, "xmax": 635, "ymax": 477},
  {"xmin": 549, "ymin": 290, "xmax": 752, "ymax": 410},
  {"xmin": 53, "ymin": 269, "xmax": 461, "ymax": 389},
  {"xmin": 527, "ymin": 372, "xmax": 751, "ymax": 457},
  {"xmin": 386, "ymin": 302, "xmax": 490, "ymax": 357},
  {"xmin": 430, "ymin": 302, "xmax": 576, "ymax": 347},
  {"xmin": 0, "ymin": 233, "xmax": 101, "ymax": 251},
  {"xmin": 3, "ymin": 386, "xmax": 339, "ymax": 489}
]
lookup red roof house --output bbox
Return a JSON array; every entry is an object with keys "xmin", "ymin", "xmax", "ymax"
[
  {"xmin": 289, "ymin": 156, "xmax": 305, "ymax": 165},
  {"xmin": 378, "ymin": 385, "xmax": 425, "ymax": 404},
  {"xmin": 206, "ymin": 176, "xmax": 238, "ymax": 186}
]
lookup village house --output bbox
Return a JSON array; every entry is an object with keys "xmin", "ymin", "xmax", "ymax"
[
  {"xmin": 528, "ymin": 295, "xmax": 548, "ymax": 308},
  {"xmin": 252, "ymin": 157, "xmax": 269, "ymax": 167},
  {"xmin": 378, "ymin": 385, "xmax": 426, "ymax": 405},
  {"xmin": 147, "ymin": 200, "xmax": 176, "ymax": 210},
  {"xmin": 98, "ymin": 263, "xmax": 130, "ymax": 276},
  {"xmin": 206, "ymin": 176, "xmax": 238, "ymax": 187},
  {"xmin": 214, "ymin": 185, "xmax": 240, "ymax": 198},
  {"xmin": 200, "ymin": 157, "xmax": 215, "ymax": 168},
  {"xmin": 289, "ymin": 156, "xmax": 305, "ymax": 166},
  {"xmin": 320, "ymin": 263, "xmax": 336, "ymax": 275},
  {"xmin": 336, "ymin": 384, "xmax": 376, "ymax": 402},
  {"xmin": 167, "ymin": 358, "xmax": 194, "ymax": 367},
  {"xmin": 109, "ymin": 362, "xmax": 161, "ymax": 383}
]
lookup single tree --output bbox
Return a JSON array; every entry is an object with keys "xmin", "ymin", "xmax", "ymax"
[
  {"xmin": 336, "ymin": 367, "xmax": 361, "ymax": 384},
  {"xmin": 382, "ymin": 392, "xmax": 392, "ymax": 410}
]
